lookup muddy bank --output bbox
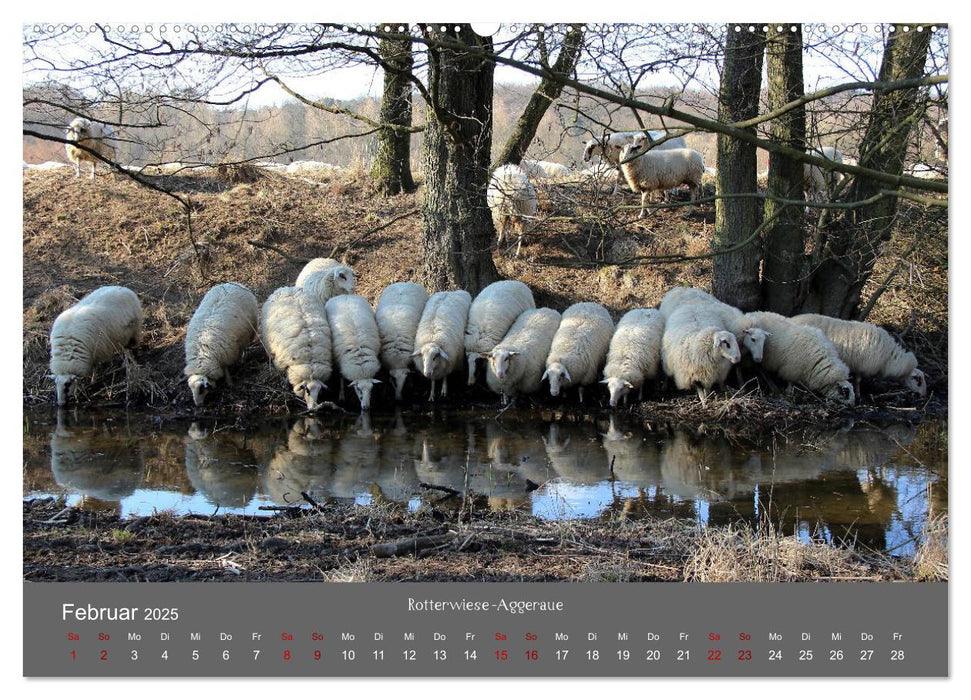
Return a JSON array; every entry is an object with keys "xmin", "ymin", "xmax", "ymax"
[{"xmin": 23, "ymin": 497, "xmax": 947, "ymax": 584}]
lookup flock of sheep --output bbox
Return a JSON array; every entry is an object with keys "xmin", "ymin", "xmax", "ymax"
[
  {"xmin": 49, "ymin": 258, "xmax": 927, "ymax": 411},
  {"xmin": 49, "ymin": 119, "xmax": 926, "ymax": 412}
]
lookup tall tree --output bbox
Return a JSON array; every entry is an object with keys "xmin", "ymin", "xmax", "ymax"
[
  {"xmin": 493, "ymin": 24, "xmax": 585, "ymax": 167},
  {"xmin": 803, "ymin": 24, "xmax": 934, "ymax": 318},
  {"xmin": 762, "ymin": 24, "xmax": 807, "ymax": 315},
  {"xmin": 372, "ymin": 26, "xmax": 416, "ymax": 195},
  {"xmin": 712, "ymin": 25, "xmax": 766, "ymax": 311},
  {"xmin": 420, "ymin": 24, "xmax": 498, "ymax": 294}
]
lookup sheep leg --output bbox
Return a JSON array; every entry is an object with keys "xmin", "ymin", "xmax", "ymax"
[
  {"xmin": 696, "ymin": 385, "xmax": 709, "ymax": 407},
  {"xmin": 578, "ymin": 386, "xmax": 584, "ymax": 403},
  {"xmin": 441, "ymin": 377, "xmax": 448, "ymax": 398},
  {"xmin": 339, "ymin": 380, "xmax": 345, "ymax": 402},
  {"xmin": 638, "ymin": 192, "xmax": 648, "ymax": 219},
  {"xmin": 224, "ymin": 368, "xmax": 233, "ymax": 387},
  {"xmin": 89, "ymin": 162, "xmax": 96, "ymax": 180},
  {"xmin": 428, "ymin": 379, "xmax": 436, "ymax": 402}
]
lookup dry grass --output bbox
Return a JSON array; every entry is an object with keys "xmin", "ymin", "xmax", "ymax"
[{"xmin": 912, "ymin": 514, "xmax": 949, "ymax": 582}]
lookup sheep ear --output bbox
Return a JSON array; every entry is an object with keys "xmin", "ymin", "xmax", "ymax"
[
  {"xmin": 600, "ymin": 379, "xmax": 609, "ymax": 384},
  {"xmin": 372, "ymin": 379, "xmax": 382, "ymax": 384},
  {"xmin": 541, "ymin": 369, "xmax": 551, "ymax": 381},
  {"xmin": 437, "ymin": 348, "xmax": 449, "ymax": 361},
  {"xmin": 410, "ymin": 349, "xmax": 422, "ymax": 357},
  {"xmin": 509, "ymin": 351, "xmax": 519, "ymax": 357},
  {"xmin": 625, "ymin": 380, "xmax": 634, "ymax": 389},
  {"xmin": 563, "ymin": 367, "xmax": 572, "ymax": 383}
]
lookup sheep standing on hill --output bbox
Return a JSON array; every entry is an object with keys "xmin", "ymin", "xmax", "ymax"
[
  {"xmin": 601, "ymin": 308, "xmax": 666, "ymax": 407},
  {"xmin": 543, "ymin": 302, "xmax": 615, "ymax": 401},
  {"xmin": 325, "ymin": 294, "xmax": 382, "ymax": 411},
  {"xmin": 659, "ymin": 287, "xmax": 768, "ymax": 363},
  {"xmin": 49, "ymin": 286, "xmax": 143, "ymax": 406},
  {"xmin": 487, "ymin": 164, "xmax": 538, "ymax": 256},
  {"xmin": 790, "ymin": 314, "xmax": 926, "ymax": 397},
  {"xmin": 464, "ymin": 280, "xmax": 536, "ymax": 386},
  {"xmin": 412, "ymin": 290, "xmax": 472, "ymax": 401},
  {"xmin": 484, "ymin": 307, "xmax": 562, "ymax": 404},
  {"xmin": 661, "ymin": 304, "xmax": 741, "ymax": 406},
  {"xmin": 745, "ymin": 311, "xmax": 856, "ymax": 405},
  {"xmin": 259, "ymin": 287, "xmax": 333, "ymax": 411},
  {"xmin": 184, "ymin": 283, "xmax": 259, "ymax": 407},
  {"xmin": 375, "ymin": 282, "xmax": 429, "ymax": 400},
  {"xmin": 618, "ymin": 142, "xmax": 705, "ymax": 217},
  {"xmin": 582, "ymin": 130, "xmax": 688, "ymax": 195},
  {"xmin": 65, "ymin": 117, "xmax": 117, "ymax": 179},
  {"xmin": 296, "ymin": 258, "xmax": 355, "ymax": 305}
]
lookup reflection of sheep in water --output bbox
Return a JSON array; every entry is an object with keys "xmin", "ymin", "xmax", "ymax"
[
  {"xmin": 542, "ymin": 422, "xmax": 611, "ymax": 484},
  {"xmin": 331, "ymin": 414, "xmax": 381, "ymax": 498},
  {"xmin": 183, "ymin": 423, "xmax": 259, "ymax": 508},
  {"xmin": 49, "ymin": 286, "xmax": 144, "ymax": 406},
  {"xmin": 371, "ymin": 410, "xmax": 422, "ymax": 504},
  {"xmin": 600, "ymin": 415, "xmax": 662, "ymax": 486},
  {"xmin": 50, "ymin": 410, "xmax": 145, "ymax": 503},
  {"xmin": 263, "ymin": 418, "xmax": 335, "ymax": 505}
]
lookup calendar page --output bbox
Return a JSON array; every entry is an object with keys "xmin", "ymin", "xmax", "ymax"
[{"xmin": 22, "ymin": 18, "xmax": 948, "ymax": 680}]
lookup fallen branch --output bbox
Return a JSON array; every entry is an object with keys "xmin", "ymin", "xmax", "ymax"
[
  {"xmin": 419, "ymin": 482, "xmax": 461, "ymax": 497},
  {"xmin": 330, "ymin": 208, "xmax": 420, "ymax": 259},
  {"xmin": 371, "ymin": 532, "xmax": 457, "ymax": 558},
  {"xmin": 247, "ymin": 239, "xmax": 308, "ymax": 264}
]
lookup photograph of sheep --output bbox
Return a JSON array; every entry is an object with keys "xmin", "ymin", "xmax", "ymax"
[{"xmin": 23, "ymin": 22, "xmax": 947, "ymax": 584}]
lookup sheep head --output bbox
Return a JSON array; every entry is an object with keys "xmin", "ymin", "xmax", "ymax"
[
  {"xmin": 906, "ymin": 369, "xmax": 928, "ymax": 397},
  {"xmin": 389, "ymin": 368, "xmax": 410, "ymax": 400},
  {"xmin": 65, "ymin": 118, "xmax": 90, "ymax": 142},
  {"xmin": 350, "ymin": 378, "xmax": 381, "ymax": 411},
  {"xmin": 601, "ymin": 376, "xmax": 635, "ymax": 408},
  {"xmin": 542, "ymin": 362, "xmax": 572, "ymax": 396},
  {"xmin": 330, "ymin": 265, "xmax": 355, "ymax": 295},
  {"xmin": 54, "ymin": 374, "xmax": 78, "ymax": 406},
  {"xmin": 187, "ymin": 374, "xmax": 211, "ymax": 407},
  {"xmin": 294, "ymin": 379, "xmax": 326, "ymax": 411},
  {"xmin": 486, "ymin": 349, "xmax": 519, "ymax": 381},
  {"xmin": 712, "ymin": 331, "xmax": 741, "ymax": 364},
  {"xmin": 740, "ymin": 327, "xmax": 768, "ymax": 363},
  {"xmin": 414, "ymin": 343, "xmax": 449, "ymax": 379},
  {"xmin": 827, "ymin": 380, "xmax": 856, "ymax": 406},
  {"xmin": 582, "ymin": 139, "xmax": 602, "ymax": 163}
]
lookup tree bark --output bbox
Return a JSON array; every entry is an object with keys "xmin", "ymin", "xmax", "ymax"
[
  {"xmin": 802, "ymin": 24, "xmax": 933, "ymax": 318},
  {"xmin": 761, "ymin": 24, "xmax": 807, "ymax": 315},
  {"xmin": 712, "ymin": 25, "xmax": 766, "ymax": 311},
  {"xmin": 419, "ymin": 24, "xmax": 499, "ymax": 294},
  {"xmin": 493, "ymin": 24, "xmax": 584, "ymax": 167},
  {"xmin": 372, "ymin": 27, "xmax": 415, "ymax": 195}
]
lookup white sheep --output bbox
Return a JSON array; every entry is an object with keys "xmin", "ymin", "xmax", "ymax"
[
  {"xmin": 806, "ymin": 146, "xmax": 845, "ymax": 202},
  {"xmin": 65, "ymin": 117, "xmax": 117, "ymax": 179},
  {"xmin": 487, "ymin": 164, "xmax": 539, "ymax": 256},
  {"xmin": 259, "ymin": 286, "xmax": 333, "ymax": 411},
  {"xmin": 49, "ymin": 286, "xmax": 143, "ymax": 406},
  {"xmin": 618, "ymin": 142, "xmax": 705, "ymax": 217},
  {"xmin": 520, "ymin": 159, "xmax": 571, "ymax": 181},
  {"xmin": 375, "ymin": 282, "xmax": 429, "ymax": 400},
  {"xmin": 184, "ymin": 282, "xmax": 259, "ymax": 407},
  {"xmin": 659, "ymin": 286, "xmax": 768, "ymax": 363},
  {"xmin": 582, "ymin": 130, "xmax": 688, "ymax": 194},
  {"xmin": 745, "ymin": 311, "xmax": 856, "ymax": 405},
  {"xmin": 412, "ymin": 290, "xmax": 472, "ymax": 401},
  {"xmin": 601, "ymin": 308, "xmax": 666, "ymax": 407},
  {"xmin": 464, "ymin": 280, "xmax": 536, "ymax": 386},
  {"xmin": 483, "ymin": 307, "xmax": 562, "ymax": 403},
  {"xmin": 661, "ymin": 304, "xmax": 741, "ymax": 405},
  {"xmin": 324, "ymin": 294, "xmax": 382, "ymax": 411},
  {"xmin": 295, "ymin": 257, "xmax": 355, "ymax": 305},
  {"xmin": 790, "ymin": 314, "xmax": 926, "ymax": 396},
  {"xmin": 543, "ymin": 302, "xmax": 615, "ymax": 401}
]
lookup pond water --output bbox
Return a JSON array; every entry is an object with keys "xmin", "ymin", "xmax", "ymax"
[{"xmin": 23, "ymin": 408, "xmax": 947, "ymax": 557}]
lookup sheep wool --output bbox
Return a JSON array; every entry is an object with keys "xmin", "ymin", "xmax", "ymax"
[
  {"xmin": 659, "ymin": 287, "xmax": 767, "ymax": 362},
  {"xmin": 375, "ymin": 282, "xmax": 429, "ymax": 400},
  {"xmin": 544, "ymin": 302, "xmax": 615, "ymax": 400},
  {"xmin": 601, "ymin": 308, "xmax": 666, "ymax": 407},
  {"xmin": 485, "ymin": 307, "xmax": 562, "ymax": 403},
  {"xmin": 325, "ymin": 294, "xmax": 382, "ymax": 411},
  {"xmin": 791, "ymin": 313, "xmax": 926, "ymax": 396},
  {"xmin": 487, "ymin": 165, "xmax": 538, "ymax": 256},
  {"xmin": 413, "ymin": 290, "xmax": 473, "ymax": 401},
  {"xmin": 296, "ymin": 257, "xmax": 355, "ymax": 305},
  {"xmin": 184, "ymin": 282, "xmax": 259, "ymax": 407},
  {"xmin": 465, "ymin": 280, "xmax": 536, "ymax": 386},
  {"xmin": 65, "ymin": 117, "xmax": 117, "ymax": 179},
  {"xmin": 260, "ymin": 286, "xmax": 333, "ymax": 411},
  {"xmin": 746, "ymin": 311, "xmax": 855, "ymax": 405},
  {"xmin": 49, "ymin": 286, "xmax": 143, "ymax": 406},
  {"xmin": 619, "ymin": 143, "xmax": 705, "ymax": 217},
  {"xmin": 660, "ymin": 304, "xmax": 741, "ymax": 405}
]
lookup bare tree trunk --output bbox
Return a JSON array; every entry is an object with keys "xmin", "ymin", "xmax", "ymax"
[
  {"xmin": 802, "ymin": 24, "xmax": 933, "ymax": 318},
  {"xmin": 420, "ymin": 24, "xmax": 498, "ymax": 294},
  {"xmin": 762, "ymin": 23, "xmax": 807, "ymax": 315},
  {"xmin": 373, "ymin": 27, "xmax": 415, "ymax": 196},
  {"xmin": 712, "ymin": 24, "xmax": 766, "ymax": 311},
  {"xmin": 493, "ymin": 24, "xmax": 584, "ymax": 167}
]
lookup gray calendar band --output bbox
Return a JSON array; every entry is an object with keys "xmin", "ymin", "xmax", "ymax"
[{"xmin": 24, "ymin": 582, "xmax": 947, "ymax": 677}]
